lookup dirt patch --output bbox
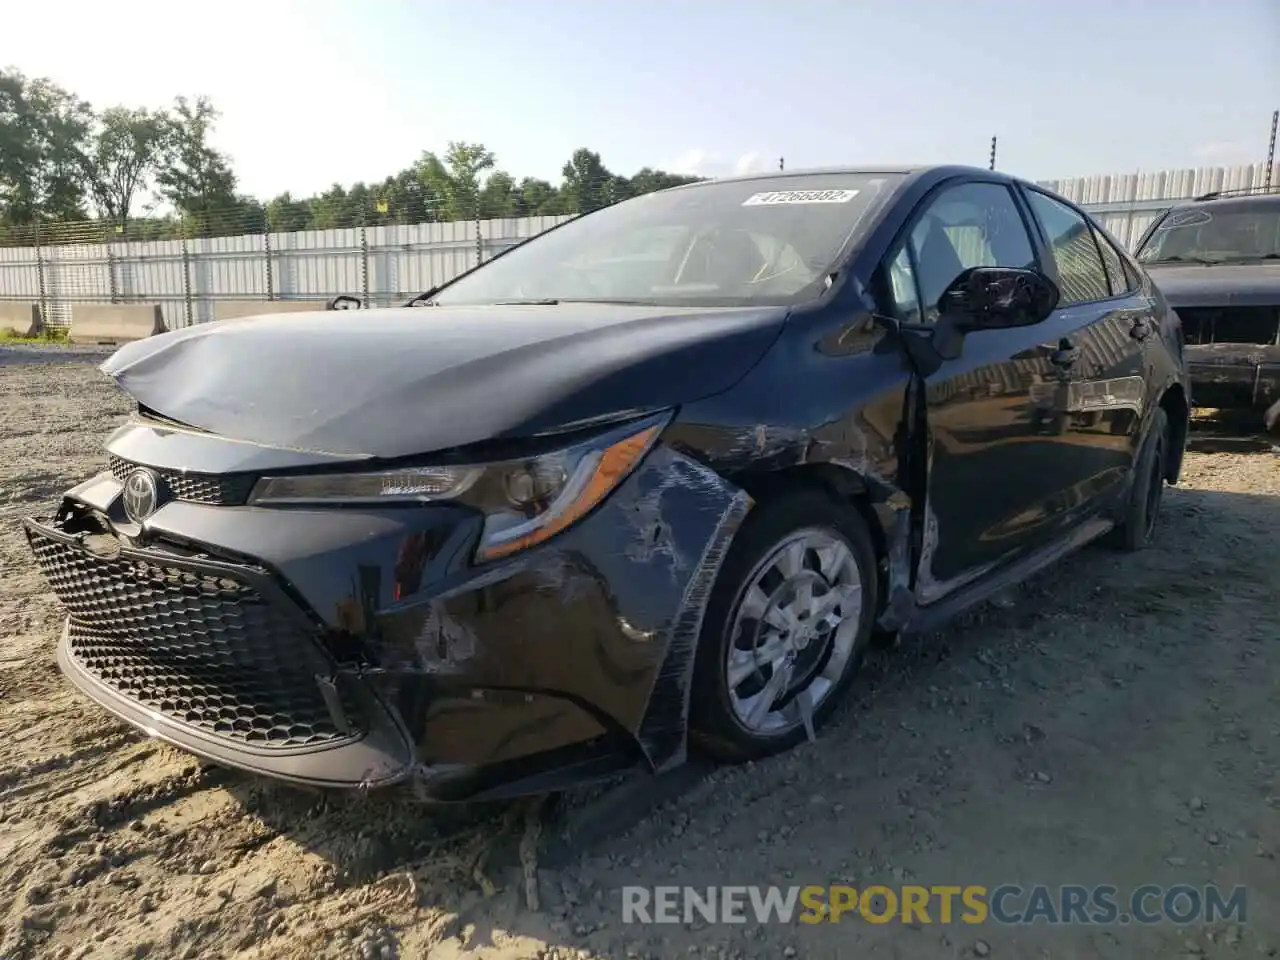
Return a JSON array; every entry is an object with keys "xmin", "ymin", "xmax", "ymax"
[{"xmin": 1, "ymin": 356, "xmax": 1277, "ymax": 960}]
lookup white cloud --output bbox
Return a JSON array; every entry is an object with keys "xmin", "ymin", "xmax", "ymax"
[
  {"xmin": 664, "ymin": 149, "xmax": 773, "ymax": 178},
  {"xmin": 666, "ymin": 149, "xmax": 713, "ymax": 176},
  {"xmin": 732, "ymin": 152, "xmax": 774, "ymax": 175}
]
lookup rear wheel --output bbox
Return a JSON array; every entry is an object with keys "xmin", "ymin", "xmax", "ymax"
[
  {"xmin": 690, "ymin": 489, "xmax": 878, "ymax": 761},
  {"xmin": 1106, "ymin": 407, "xmax": 1168, "ymax": 552}
]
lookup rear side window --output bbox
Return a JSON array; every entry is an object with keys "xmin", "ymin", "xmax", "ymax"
[
  {"xmin": 1025, "ymin": 190, "xmax": 1111, "ymax": 305},
  {"xmin": 1091, "ymin": 225, "xmax": 1132, "ymax": 296}
]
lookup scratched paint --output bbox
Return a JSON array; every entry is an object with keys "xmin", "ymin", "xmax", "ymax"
[{"xmin": 628, "ymin": 450, "xmax": 754, "ymax": 768}]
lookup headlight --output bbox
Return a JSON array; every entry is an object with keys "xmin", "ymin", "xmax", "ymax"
[{"xmin": 248, "ymin": 412, "xmax": 670, "ymax": 561}]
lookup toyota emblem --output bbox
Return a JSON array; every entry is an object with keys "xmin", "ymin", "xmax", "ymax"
[{"xmin": 122, "ymin": 468, "xmax": 160, "ymax": 523}]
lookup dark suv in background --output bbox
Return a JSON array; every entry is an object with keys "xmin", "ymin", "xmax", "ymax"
[{"xmin": 1135, "ymin": 187, "xmax": 1280, "ymax": 431}]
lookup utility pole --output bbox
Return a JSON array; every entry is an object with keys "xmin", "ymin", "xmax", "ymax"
[
  {"xmin": 989, "ymin": 136, "xmax": 998, "ymax": 171},
  {"xmin": 1266, "ymin": 110, "xmax": 1277, "ymax": 188}
]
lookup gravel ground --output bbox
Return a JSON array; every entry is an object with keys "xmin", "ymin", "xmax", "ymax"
[{"xmin": 1, "ymin": 350, "xmax": 1277, "ymax": 960}]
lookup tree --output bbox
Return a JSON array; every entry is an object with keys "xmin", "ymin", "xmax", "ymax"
[
  {"xmin": 412, "ymin": 151, "xmax": 450, "ymax": 221},
  {"xmin": 515, "ymin": 177, "xmax": 567, "ymax": 216},
  {"xmin": 0, "ymin": 69, "xmax": 92, "ymax": 224},
  {"xmin": 478, "ymin": 170, "xmax": 518, "ymax": 218},
  {"xmin": 412, "ymin": 141, "xmax": 498, "ymax": 221},
  {"xmin": 443, "ymin": 141, "xmax": 496, "ymax": 219},
  {"xmin": 372, "ymin": 168, "xmax": 431, "ymax": 224},
  {"xmin": 266, "ymin": 191, "xmax": 314, "ymax": 232},
  {"xmin": 156, "ymin": 96, "xmax": 239, "ymax": 233},
  {"xmin": 308, "ymin": 183, "xmax": 356, "ymax": 230},
  {"xmin": 83, "ymin": 106, "xmax": 167, "ymax": 229},
  {"xmin": 560, "ymin": 148, "xmax": 617, "ymax": 214},
  {"xmin": 629, "ymin": 166, "xmax": 704, "ymax": 196}
]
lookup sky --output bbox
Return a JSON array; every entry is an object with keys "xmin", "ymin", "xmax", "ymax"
[{"xmin": 4, "ymin": 0, "xmax": 1278, "ymax": 201}]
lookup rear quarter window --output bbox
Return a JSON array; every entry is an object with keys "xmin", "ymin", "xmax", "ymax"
[{"xmin": 1091, "ymin": 225, "xmax": 1134, "ymax": 296}]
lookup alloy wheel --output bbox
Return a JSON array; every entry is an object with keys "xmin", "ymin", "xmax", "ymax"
[{"xmin": 724, "ymin": 527, "xmax": 864, "ymax": 736}]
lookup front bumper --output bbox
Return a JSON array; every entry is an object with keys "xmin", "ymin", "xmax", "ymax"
[
  {"xmin": 24, "ymin": 444, "xmax": 752, "ymax": 800},
  {"xmin": 1184, "ymin": 343, "xmax": 1280, "ymax": 412}
]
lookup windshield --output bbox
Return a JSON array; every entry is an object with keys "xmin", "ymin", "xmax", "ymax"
[
  {"xmin": 1136, "ymin": 201, "xmax": 1280, "ymax": 264},
  {"xmin": 430, "ymin": 173, "xmax": 902, "ymax": 308}
]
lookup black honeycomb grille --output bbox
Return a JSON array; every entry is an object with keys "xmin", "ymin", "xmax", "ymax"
[
  {"xmin": 27, "ymin": 522, "xmax": 362, "ymax": 749},
  {"xmin": 108, "ymin": 456, "xmax": 256, "ymax": 506}
]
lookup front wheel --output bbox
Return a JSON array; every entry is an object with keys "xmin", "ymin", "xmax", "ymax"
[{"xmin": 689, "ymin": 489, "xmax": 879, "ymax": 761}]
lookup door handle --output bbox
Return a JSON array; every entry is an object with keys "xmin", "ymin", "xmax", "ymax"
[
  {"xmin": 1050, "ymin": 339, "xmax": 1080, "ymax": 369},
  {"xmin": 1130, "ymin": 317, "xmax": 1154, "ymax": 341}
]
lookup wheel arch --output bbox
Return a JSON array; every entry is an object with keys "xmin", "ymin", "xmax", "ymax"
[
  {"xmin": 727, "ymin": 462, "xmax": 899, "ymax": 615},
  {"xmin": 1158, "ymin": 381, "xmax": 1189, "ymax": 484}
]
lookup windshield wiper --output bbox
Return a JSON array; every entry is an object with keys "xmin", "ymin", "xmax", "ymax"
[
  {"xmin": 490, "ymin": 298, "xmax": 660, "ymax": 306},
  {"xmin": 1146, "ymin": 255, "xmax": 1223, "ymax": 265},
  {"xmin": 403, "ymin": 286, "xmax": 440, "ymax": 307}
]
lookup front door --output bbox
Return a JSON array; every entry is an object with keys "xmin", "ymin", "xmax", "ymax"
[{"xmin": 877, "ymin": 179, "xmax": 1088, "ymax": 604}]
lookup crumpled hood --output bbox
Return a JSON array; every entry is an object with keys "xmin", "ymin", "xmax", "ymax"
[
  {"xmin": 100, "ymin": 303, "xmax": 788, "ymax": 459},
  {"xmin": 1147, "ymin": 262, "xmax": 1280, "ymax": 308}
]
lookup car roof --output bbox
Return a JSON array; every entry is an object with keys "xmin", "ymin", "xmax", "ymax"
[{"xmin": 660, "ymin": 164, "xmax": 1021, "ymax": 191}]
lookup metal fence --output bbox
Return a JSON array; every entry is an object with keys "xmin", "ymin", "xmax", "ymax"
[
  {"xmin": 0, "ymin": 161, "xmax": 1272, "ymax": 331},
  {"xmin": 0, "ymin": 214, "xmax": 573, "ymax": 330},
  {"xmin": 1040, "ymin": 161, "xmax": 1273, "ymax": 248}
]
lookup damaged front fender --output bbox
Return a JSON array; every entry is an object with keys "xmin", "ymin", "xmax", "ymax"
[{"xmin": 368, "ymin": 445, "xmax": 753, "ymax": 775}]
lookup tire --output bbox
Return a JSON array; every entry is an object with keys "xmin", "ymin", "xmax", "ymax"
[
  {"xmin": 1106, "ymin": 406, "xmax": 1169, "ymax": 552},
  {"xmin": 1264, "ymin": 397, "xmax": 1280, "ymax": 434},
  {"xmin": 689, "ymin": 488, "xmax": 879, "ymax": 762}
]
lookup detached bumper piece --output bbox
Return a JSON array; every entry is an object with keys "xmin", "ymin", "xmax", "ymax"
[
  {"xmin": 1184, "ymin": 343, "xmax": 1280, "ymax": 412},
  {"xmin": 23, "ymin": 511, "xmax": 412, "ymax": 788}
]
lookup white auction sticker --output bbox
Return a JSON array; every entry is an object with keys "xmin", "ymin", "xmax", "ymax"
[{"xmin": 742, "ymin": 189, "xmax": 859, "ymax": 206}]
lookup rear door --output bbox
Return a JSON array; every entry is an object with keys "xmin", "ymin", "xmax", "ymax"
[
  {"xmin": 1020, "ymin": 188, "xmax": 1151, "ymax": 514},
  {"xmin": 874, "ymin": 178, "xmax": 1087, "ymax": 604}
]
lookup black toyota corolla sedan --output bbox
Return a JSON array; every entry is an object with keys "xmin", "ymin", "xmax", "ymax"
[{"xmin": 24, "ymin": 165, "xmax": 1190, "ymax": 801}]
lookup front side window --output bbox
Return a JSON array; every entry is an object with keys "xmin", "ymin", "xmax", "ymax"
[
  {"xmin": 1025, "ymin": 190, "xmax": 1111, "ymax": 305},
  {"xmin": 885, "ymin": 244, "xmax": 922, "ymax": 322},
  {"xmin": 1135, "ymin": 201, "xmax": 1280, "ymax": 264},
  {"xmin": 430, "ymin": 174, "xmax": 903, "ymax": 309},
  {"xmin": 902, "ymin": 181, "xmax": 1037, "ymax": 323}
]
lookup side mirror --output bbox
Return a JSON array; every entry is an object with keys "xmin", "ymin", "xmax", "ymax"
[
  {"xmin": 326, "ymin": 295, "xmax": 363, "ymax": 311},
  {"xmin": 937, "ymin": 266, "xmax": 1060, "ymax": 330}
]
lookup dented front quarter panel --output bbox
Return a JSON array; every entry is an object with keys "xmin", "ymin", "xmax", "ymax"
[
  {"xmin": 360, "ymin": 445, "xmax": 752, "ymax": 774},
  {"xmin": 665, "ymin": 301, "xmax": 921, "ymax": 629}
]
